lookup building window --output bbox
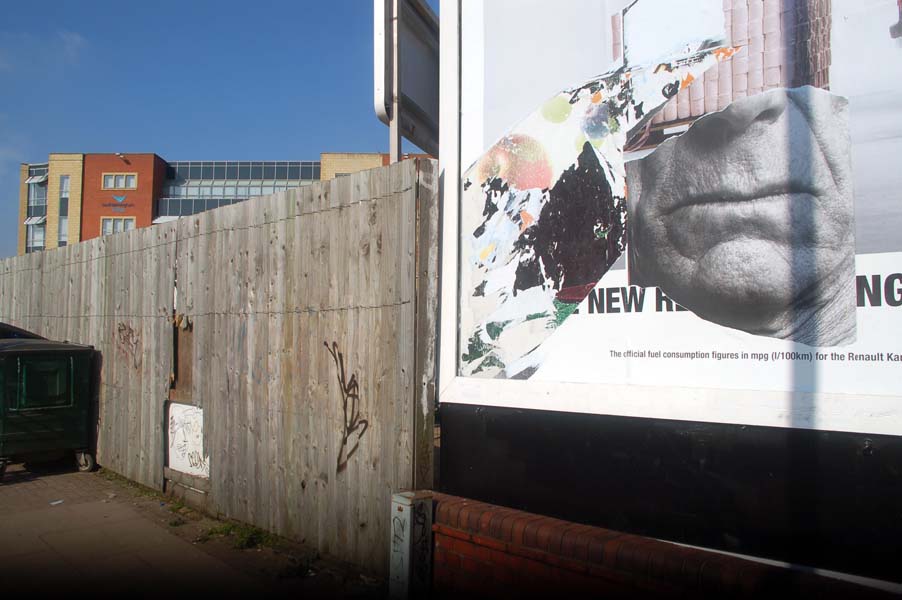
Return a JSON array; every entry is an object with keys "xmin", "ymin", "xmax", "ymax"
[
  {"xmin": 58, "ymin": 175, "xmax": 70, "ymax": 247},
  {"xmin": 27, "ymin": 181, "xmax": 48, "ymax": 217},
  {"xmin": 58, "ymin": 215, "xmax": 69, "ymax": 246},
  {"xmin": 101, "ymin": 217, "xmax": 136, "ymax": 236},
  {"xmin": 27, "ymin": 164, "xmax": 48, "ymax": 178},
  {"xmin": 102, "ymin": 173, "xmax": 137, "ymax": 190},
  {"xmin": 26, "ymin": 223, "xmax": 45, "ymax": 253}
]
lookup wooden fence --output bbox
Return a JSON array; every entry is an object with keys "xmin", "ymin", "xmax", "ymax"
[
  {"xmin": 0, "ymin": 159, "xmax": 438, "ymax": 575},
  {"xmin": 0, "ymin": 223, "xmax": 176, "ymax": 487}
]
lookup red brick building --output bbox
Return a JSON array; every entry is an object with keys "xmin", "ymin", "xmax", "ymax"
[
  {"xmin": 18, "ymin": 152, "xmax": 321, "ymax": 253},
  {"xmin": 80, "ymin": 153, "xmax": 167, "ymax": 241}
]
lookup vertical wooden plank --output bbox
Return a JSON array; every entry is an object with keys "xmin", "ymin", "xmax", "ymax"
[
  {"xmin": 105, "ymin": 233, "xmax": 119, "ymax": 475},
  {"xmin": 413, "ymin": 159, "xmax": 439, "ymax": 490},
  {"xmin": 151, "ymin": 227, "xmax": 161, "ymax": 489},
  {"xmin": 128, "ymin": 228, "xmax": 144, "ymax": 488},
  {"xmin": 251, "ymin": 198, "xmax": 266, "ymax": 529},
  {"xmin": 152, "ymin": 223, "xmax": 171, "ymax": 489},
  {"xmin": 277, "ymin": 190, "xmax": 296, "ymax": 538},
  {"xmin": 95, "ymin": 236, "xmax": 106, "ymax": 468},
  {"xmin": 207, "ymin": 207, "xmax": 223, "ymax": 518},
  {"xmin": 130, "ymin": 228, "xmax": 144, "ymax": 483},
  {"xmin": 396, "ymin": 160, "xmax": 416, "ymax": 495},
  {"xmin": 241, "ymin": 199, "xmax": 254, "ymax": 525},
  {"xmin": 264, "ymin": 195, "xmax": 283, "ymax": 532},
  {"xmin": 227, "ymin": 200, "xmax": 243, "ymax": 519}
]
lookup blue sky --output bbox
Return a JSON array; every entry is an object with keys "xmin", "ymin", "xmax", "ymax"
[{"xmin": 0, "ymin": 0, "xmax": 438, "ymax": 258}]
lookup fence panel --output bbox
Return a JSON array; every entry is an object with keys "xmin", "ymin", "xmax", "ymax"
[{"xmin": 0, "ymin": 160, "xmax": 437, "ymax": 575}]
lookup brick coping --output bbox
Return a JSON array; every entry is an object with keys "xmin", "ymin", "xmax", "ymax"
[{"xmin": 432, "ymin": 493, "xmax": 896, "ymax": 598}]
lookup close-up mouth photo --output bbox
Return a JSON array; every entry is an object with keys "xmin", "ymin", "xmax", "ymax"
[{"xmin": 663, "ymin": 182, "xmax": 823, "ymax": 216}]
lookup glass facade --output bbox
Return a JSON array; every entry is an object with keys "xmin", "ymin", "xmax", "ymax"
[
  {"xmin": 28, "ymin": 165, "xmax": 48, "ymax": 178},
  {"xmin": 26, "ymin": 164, "xmax": 49, "ymax": 218},
  {"xmin": 157, "ymin": 160, "xmax": 321, "ymax": 218},
  {"xmin": 23, "ymin": 164, "xmax": 48, "ymax": 253},
  {"xmin": 25, "ymin": 223, "xmax": 45, "ymax": 253},
  {"xmin": 27, "ymin": 182, "xmax": 47, "ymax": 218}
]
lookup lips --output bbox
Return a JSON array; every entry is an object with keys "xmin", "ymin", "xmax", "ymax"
[
  {"xmin": 665, "ymin": 189, "xmax": 827, "ymax": 252},
  {"xmin": 664, "ymin": 181, "xmax": 821, "ymax": 216}
]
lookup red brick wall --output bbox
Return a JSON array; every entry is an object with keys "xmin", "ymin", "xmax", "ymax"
[
  {"xmin": 81, "ymin": 153, "xmax": 163, "ymax": 241},
  {"xmin": 432, "ymin": 494, "xmax": 892, "ymax": 598},
  {"xmin": 152, "ymin": 154, "xmax": 167, "ymax": 218}
]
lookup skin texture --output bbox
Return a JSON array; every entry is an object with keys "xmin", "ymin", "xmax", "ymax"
[{"xmin": 628, "ymin": 86, "xmax": 856, "ymax": 346}]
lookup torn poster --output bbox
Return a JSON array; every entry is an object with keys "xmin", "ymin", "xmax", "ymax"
[{"xmin": 460, "ymin": 0, "xmax": 736, "ymax": 378}]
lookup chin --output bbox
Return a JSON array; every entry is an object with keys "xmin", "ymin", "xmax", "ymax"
[
  {"xmin": 652, "ymin": 237, "xmax": 848, "ymax": 334},
  {"xmin": 692, "ymin": 239, "xmax": 800, "ymax": 301}
]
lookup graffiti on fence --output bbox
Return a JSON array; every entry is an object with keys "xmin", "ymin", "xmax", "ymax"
[
  {"xmin": 115, "ymin": 322, "xmax": 141, "ymax": 370},
  {"xmin": 324, "ymin": 341, "xmax": 369, "ymax": 474}
]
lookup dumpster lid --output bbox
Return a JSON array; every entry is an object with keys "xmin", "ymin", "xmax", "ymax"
[
  {"xmin": 0, "ymin": 322, "xmax": 45, "ymax": 340},
  {"xmin": 0, "ymin": 338, "xmax": 94, "ymax": 355}
]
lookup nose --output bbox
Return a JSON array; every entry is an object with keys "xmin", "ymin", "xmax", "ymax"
[{"xmin": 689, "ymin": 89, "xmax": 791, "ymax": 146}]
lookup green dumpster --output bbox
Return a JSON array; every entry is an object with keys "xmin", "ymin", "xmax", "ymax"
[{"xmin": 0, "ymin": 338, "xmax": 96, "ymax": 479}]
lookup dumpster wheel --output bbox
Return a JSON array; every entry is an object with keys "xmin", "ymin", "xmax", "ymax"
[{"xmin": 76, "ymin": 451, "xmax": 96, "ymax": 473}]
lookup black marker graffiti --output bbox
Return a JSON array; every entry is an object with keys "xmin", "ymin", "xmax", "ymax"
[
  {"xmin": 391, "ymin": 515, "xmax": 406, "ymax": 574},
  {"xmin": 187, "ymin": 451, "xmax": 208, "ymax": 470},
  {"xmin": 412, "ymin": 502, "xmax": 431, "ymax": 587},
  {"xmin": 324, "ymin": 341, "xmax": 369, "ymax": 474},
  {"xmin": 116, "ymin": 322, "xmax": 141, "ymax": 370}
]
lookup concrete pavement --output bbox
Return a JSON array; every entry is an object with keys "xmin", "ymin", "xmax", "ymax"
[{"xmin": 0, "ymin": 462, "xmax": 383, "ymax": 597}]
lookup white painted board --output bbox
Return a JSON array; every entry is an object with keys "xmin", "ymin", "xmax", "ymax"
[{"xmin": 167, "ymin": 403, "xmax": 210, "ymax": 479}]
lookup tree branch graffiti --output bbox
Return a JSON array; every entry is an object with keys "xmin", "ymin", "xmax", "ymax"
[{"xmin": 324, "ymin": 341, "xmax": 369, "ymax": 473}]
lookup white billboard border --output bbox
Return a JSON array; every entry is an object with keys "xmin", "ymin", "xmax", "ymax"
[{"xmin": 436, "ymin": 0, "xmax": 902, "ymax": 437}]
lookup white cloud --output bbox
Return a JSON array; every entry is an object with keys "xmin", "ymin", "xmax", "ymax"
[{"xmin": 58, "ymin": 30, "xmax": 86, "ymax": 63}]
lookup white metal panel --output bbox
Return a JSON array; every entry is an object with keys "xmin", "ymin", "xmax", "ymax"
[{"xmin": 375, "ymin": 0, "xmax": 440, "ymax": 156}]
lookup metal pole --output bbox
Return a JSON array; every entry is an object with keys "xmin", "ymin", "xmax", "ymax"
[{"xmin": 390, "ymin": 0, "xmax": 402, "ymax": 163}]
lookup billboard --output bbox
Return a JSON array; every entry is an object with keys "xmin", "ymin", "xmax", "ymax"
[{"xmin": 439, "ymin": 0, "xmax": 902, "ymax": 434}]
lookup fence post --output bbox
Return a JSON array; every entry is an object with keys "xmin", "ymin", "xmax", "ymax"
[
  {"xmin": 389, "ymin": 491, "xmax": 434, "ymax": 599},
  {"xmin": 412, "ymin": 159, "xmax": 440, "ymax": 491}
]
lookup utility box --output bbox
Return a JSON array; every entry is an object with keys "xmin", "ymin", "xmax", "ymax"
[
  {"xmin": 389, "ymin": 491, "xmax": 433, "ymax": 599},
  {"xmin": 0, "ymin": 338, "xmax": 96, "ymax": 477}
]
